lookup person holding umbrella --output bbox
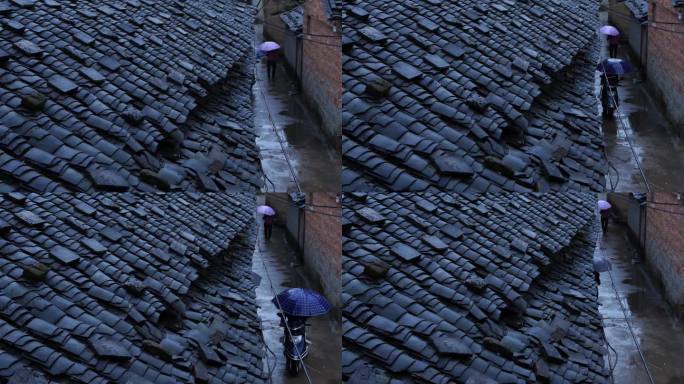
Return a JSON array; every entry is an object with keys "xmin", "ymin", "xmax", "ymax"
[
  {"xmin": 258, "ymin": 41, "xmax": 281, "ymax": 81},
  {"xmin": 257, "ymin": 205, "xmax": 276, "ymax": 241},
  {"xmin": 600, "ymin": 25, "xmax": 620, "ymax": 58},
  {"xmin": 272, "ymin": 288, "xmax": 331, "ymax": 376},
  {"xmin": 598, "ymin": 200, "xmax": 611, "ymax": 232},
  {"xmin": 597, "ymin": 58, "xmax": 632, "ymax": 117}
]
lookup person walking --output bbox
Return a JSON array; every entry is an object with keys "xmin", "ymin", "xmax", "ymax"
[
  {"xmin": 608, "ymin": 33, "xmax": 620, "ymax": 58},
  {"xmin": 264, "ymin": 213, "xmax": 274, "ymax": 241},
  {"xmin": 266, "ymin": 49, "xmax": 280, "ymax": 81},
  {"xmin": 600, "ymin": 207, "xmax": 610, "ymax": 232}
]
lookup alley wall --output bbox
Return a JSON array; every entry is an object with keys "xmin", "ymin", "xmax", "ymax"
[
  {"xmin": 644, "ymin": 193, "xmax": 684, "ymax": 311},
  {"xmin": 647, "ymin": 0, "xmax": 684, "ymax": 130},
  {"xmin": 303, "ymin": 193, "xmax": 341, "ymax": 308},
  {"xmin": 302, "ymin": 0, "xmax": 342, "ymax": 145}
]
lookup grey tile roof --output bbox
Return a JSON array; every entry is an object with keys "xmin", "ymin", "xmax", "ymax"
[
  {"xmin": 342, "ymin": 193, "xmax": 609, "ymax": 383},
  {"xmin": 0, "ymin": 0, "xmax": 261, "ymax": 193},
  {"xmin": 280, "ymin": 5, "xmax": 304, "ymax": 33},
  {"xmin": 342, "ymin": 0, "xmax": 607, "ymax": 193},
  {"xmin": 0, "ymin": 193, "xmax": 265, "ymax": 383},
  {"xmin": 323, "ymin": 0, "xmax": 342, "ymax": 20},
  {"xmin": 625, "ymin": 0, "xmax": 648, "ymax": 21}
]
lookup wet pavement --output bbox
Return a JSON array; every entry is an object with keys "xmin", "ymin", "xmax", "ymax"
[
  {"xmin": 597, "ymin": 220, "xmax": 684, "ymax": 384},
  {"xmin": 600, "ymin": 8, "xmax": 684, "ymax": 192},
  {"xmin": 252, "ymin": 214, "xmax": 341, "ymax": 383},
  {"xmin": 252, "ymin": 7, "xmax": 341, "ymax": 193}
]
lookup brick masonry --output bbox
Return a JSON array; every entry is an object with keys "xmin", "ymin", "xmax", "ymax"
[
  {"xmin": 647, "ymin": 0, "xmax": 684, "ymax": 130},
  {"xmin": 303, "ymin": 192, "xmax": 341, "ymax": 308},
  {"xmin": 302, "ymin": 0, "xmax": 342, "ymax": 145},
  {"xmin": 643, "ymin": 193, "xmax": 684, "ymax": 310}
]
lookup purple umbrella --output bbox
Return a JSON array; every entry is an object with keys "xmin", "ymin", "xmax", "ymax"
[
  {"xmin": 257, "ymin": 205, "xmax": 276, "ymax": 216},
  {"xmin": 598, "ymin": 200, "xmax": 611, "ymax": 211},
  {"xmin": 258, "ymin": 41, "xmax": 280, "ymax": 53},
  {"xmin": 600, "ymin": 25, "xmax": 619, "ymax": 36}
]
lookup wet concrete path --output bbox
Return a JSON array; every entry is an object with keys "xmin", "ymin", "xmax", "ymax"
[
  {"xmin": 597, "ymin": 220, "xmax": 684, "ymax": 384},
  {"xmin": 252, "ymin": 7, "xmax": 341, "ymax": 193},
  {"xmin": 252, "ymin": 212, "xmax": 341, "ymax": 383},
  {"xmin": 599, "ymin": 8, "xmax": 684, "ymax": 192}
]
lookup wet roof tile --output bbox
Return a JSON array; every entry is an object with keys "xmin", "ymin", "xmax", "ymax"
[
  {"xmin": 342, "ymin": 0, "xmax": 607, "ymax": 193},
  {"xmin": 0, "ymin": 0, "xmax": 261, "ymax": 192},
  {"xmin": 0, "ymin": 193, "xmax": 265, "ymax": 383},
  {"xmin": 342, "ymin": 193, "xmax": 609, "ymax": 383}
]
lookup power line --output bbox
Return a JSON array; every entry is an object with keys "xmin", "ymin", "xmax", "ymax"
[
  {"xmin": 252, "ymin": 38, "xmax": 303, "ymax": 194},
  {"xmin": 598, "ymin": 66, "xmax": 651, "ymax": 192},
  {"xmin": 256, "ymin": 236, "xmax": 315, "ymax": 384},
  {"xmin": 607, "ymin": 192, "xmax": 684, "ymax": 207},
  {"xmin": 606, "ymin": 7, "xmax": 684, "ymax": 36},
  {"xmin": 266, "ymin": 193, "xmax": 341, "ymax": 209},
  {"xmin": 596, "ymin": 223, "xmax": 655, "ymax": 384},
  {"xmin": 645, "ymin": 204, "xmax": 684, "ymax": 217},
  {"xmin": 606, "ymin": 6, "xmax": 684, "ymax": 26},
  {"xmin": 262, "ymin": 20, "xmax": 342, "ymax": 38}
]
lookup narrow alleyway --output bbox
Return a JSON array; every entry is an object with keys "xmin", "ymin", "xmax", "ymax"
[
  {"xmin": 600, "ymin": 7, "xmax": 684, "ymax": 192},
  {"xmin": 597, "ymin": 221, "xmax": 684, "ymax": 384},
  {"xmin": 252, "ymin": 216, "xmax": 341, "ymax": 383},
  {"xmin": 252, "ymin": 7, "xmax": 340, "ymax": 193}
]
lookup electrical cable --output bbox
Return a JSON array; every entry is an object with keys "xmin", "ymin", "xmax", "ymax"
[
  {"xmin": 256, "ymin": 234, "xmax": 314, "ymax": 384},
  {"xmin": 258, "ymin": 317, "xmax": 278, "ymax": 382},
  {"xmin": 606, "ymin": 7, "xmax": 684, "ymax": 36},
  {"xmin": 606, "ymin": 6, "xmax": 684, "ymax": 26},
  {"xmin": 252, "ymin": 39, "xmax": 303, "ymax": 194},
  {"xmin": 257, "ymin": 22, "xmax": 343, "ymax": 48},
  {"xmin": 596, "ymin": 222, "xmax": 656, "ymax": 384},
  {"xmin": 644, "ymin": 204, "xmax": 684, "ymax": 217},
  {"xmin": 602, "ymin": 148, "xmax": 620, "ymax": 192},
  {"xmin": 265, "ymin": 193, "xmax": 341, "ymax": 209},
  {"xmin": 597, "ymin": 47, "xmax": 651, "ymax": 193},
  {"xmin": 606, "ymin": 193, "xmax": 684, "ymax": 208},
  {"xmin": 262, "ymin": 20, "xmax": 342, "ymax": 38}
]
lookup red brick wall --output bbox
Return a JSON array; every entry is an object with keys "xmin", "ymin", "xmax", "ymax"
[
  {"xmin": 303, "ymin": 192, "xmax": 341, "ymax": 307},
  {"xmin": 647, "ymin": 1, "xmax": 684, "ymax": 128},
  {"xmin": 302, "ymin": 0, "xmax": 342, "ymax": 144},
  {"xmin": 644, "ymin": 193, "xmax": 684, "ymax": 309}
]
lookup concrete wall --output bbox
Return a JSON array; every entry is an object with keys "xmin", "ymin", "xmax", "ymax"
[
  {"xmin": 302, "ymin": 193, "xmax": 341, "ymax": 308},
  {"xmin": 608, "ymin": 1, "xmax": 633, "ymax": 39},
  {"xmin": 262, "ymin": 1, "xmax": 301, "ymax": 76},
  {"xmin": 643, "ymin": 193, "xmax": 684, "ymax": 312},
  {"xmin": 301, "ymin": 0, "xmax": 341, "ymax": 146},
  {"xmin": 646, "ymin": 0, "xmax": 684, "ymax": 130},
  {"xmin": 262, "ymin": 0, "xmax": 291, "ymax": 44},
  {"xmin": 265, "ymin": 193, "xmax": 289, "ymax": 227},
  {"xmin": 608, "ymin": 1, "xmax": 647, "ymax": 68}
]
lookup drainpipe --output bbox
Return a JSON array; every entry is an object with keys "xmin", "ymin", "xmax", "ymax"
[
  {"xmin": 297, "ymin": 35, "xmax": 303, "ymax": 87},
  {"xmin": 642, "ymin": 21, "xmax": 648, "ymax": 78},
  {"xmin": 643, "ymin": 194, "xmax": 649, "ymax": 254}
]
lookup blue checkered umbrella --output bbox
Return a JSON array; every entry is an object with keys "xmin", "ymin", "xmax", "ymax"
[
  {"xmin": 272, "ymin": 288, "xmax": 331, "ymax": 317},
  {"xmin": 597, "ymin": 58, "xmax": 633, "ymax": 75}
]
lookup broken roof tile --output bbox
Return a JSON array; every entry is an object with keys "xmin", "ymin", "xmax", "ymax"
[
  {"xmin": 0, "ymin": 0, "xmax": 261, "ymax": 193},
  {"xmin": 342, "ymin": 0, "xmax": 606, "ymax": 193},
  {"xmin": 0, "ymin": 193, "xmax": 265, "ymax": 383},
  {"xmin": 342, "ymin": 193, "xmax": 608, "ymax": 383}
]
